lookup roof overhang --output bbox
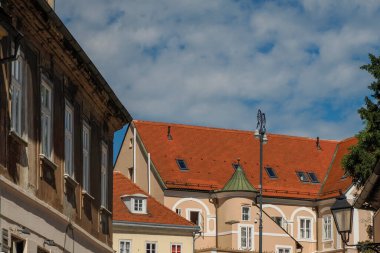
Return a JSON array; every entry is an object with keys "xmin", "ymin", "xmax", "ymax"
[
  {"xmin": 211, "ymin": 190, "xmax": 257, "ymax": 199},
  {"xmin": 354, "ymin": 161, "xmax": 380, "ymax": 211},
  {"xmin": 113, "ymin": 220, "xmax": 200, "ymax": 235}
]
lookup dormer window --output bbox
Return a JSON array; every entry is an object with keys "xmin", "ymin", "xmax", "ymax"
[
  {"xmin": 265, "ymin": 167, "xmax": 278, "ymax": 178},
  {"xmin": 121, "ymin": 194, "xmax": 147, "ymax": 214},
  {"xmin": 176, "ymin": 159, "xmax": 188, "ymax": 171},
  {"xmin": 307, "ymin": 172, "xmax": 319, "ymax": 183},
  {"xmin": 296, "ymin": 171, "xmax": 309, "ymax": 182}
]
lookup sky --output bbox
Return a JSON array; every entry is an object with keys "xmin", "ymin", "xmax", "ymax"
[{"xmin": 56, "ymin": 0, "xmax": 380, "ymax": 158}]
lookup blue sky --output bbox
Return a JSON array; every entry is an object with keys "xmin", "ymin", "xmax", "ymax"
[{"xmin": 56, "ymin": 0, "xmax": 380, "ymax": 159}]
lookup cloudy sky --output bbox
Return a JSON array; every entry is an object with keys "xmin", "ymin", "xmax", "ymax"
[{"xmin": 56, "ymin": 0, "xmax": 380, "ymax": 141}]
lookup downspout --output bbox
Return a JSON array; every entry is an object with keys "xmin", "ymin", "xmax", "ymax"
[
  {"xmin": 133, "ymin": 127, "xmax": 136, "ymax": 183},
  {"xmin": 315, "ymin": 205, "xmax": 319, "ymax": 252},
  {"xmin": 148, "ymin": 153, "xmax": 151, "ymax": 194}
]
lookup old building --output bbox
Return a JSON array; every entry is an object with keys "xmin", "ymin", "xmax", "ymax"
[
  {"xmin": 114, "ymin": 120, "xmax": 373, "ymax": 253},
  {"xmin": 0, "ymin": 0, "xmax": 131, "ymax": 252},
  {"xmin": 113, "ymin": 171, "xmax": 199, "ymax": 253}
]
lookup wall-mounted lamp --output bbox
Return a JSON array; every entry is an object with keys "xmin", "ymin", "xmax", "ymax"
[{"xmin": 0, "ymin": 7, "xmax": 23, "ymax": 64}]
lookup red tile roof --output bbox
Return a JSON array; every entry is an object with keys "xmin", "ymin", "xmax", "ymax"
[
  {"xmin": 133, "ymin": 120, "xmax": 356, "ymax": 199},
  {"xmin": 113, "ymin": 171, "xmax": 196, "ymax": 227}
]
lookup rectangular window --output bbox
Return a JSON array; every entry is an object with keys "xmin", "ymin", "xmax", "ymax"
[
  {"xmin": 120, "ymin": 240, "xmax": 131, "ymax": 253},
  {"xmin": 307, "ymin": 172, "xmax": 319, "ymax": 183},
  {"xmin": 146, "ymin": 242, "xmax": 156, "ymax": 253},
  {"xmin": 41, "ymin": 80, "xmax": 52, "ymax": 158},
  {"xmin": 82, "ymin": 122, "xmax": 90, "ymax": 192},
  {"xmin": 176, "ymin": 208, "xmax": 182, "ymax": 215},
  {"xmin": 299, "ymin": 218, "xmax": 311, "ymax": 239},
  {"xmin": 101, "ymin": 142, "xmax": 108, "ymax": 207},
  {"xmin": 65, "ymin": 101, "xmax": 74, "ymax": 176},
  {"xmin": 272, "ymin": 216, "xmax": 283, "ymax": 227},
  {"xmin": 189, "ymin": 211, "xmax": 200, "ymax": 225},
  {"xmin": 134, "ymin": 198, "xmax": 143, "ymax": 212},
  {"xmin": 323, "ymin": 216, "xmax": 332, "ymax": 240},
  {"xmin": 171, "ymin": 244, "xmax": 181, "ymax": 253},
  {"xmin": 277, "ymin": 248, "xmax": 291, "ymax": 253},
  {"xmin": 265, "ymin": 167, "xmax": 278, "ymax": 178},
  {"xmin": 296, "ymin": 171, "xmax": 309, "ymax": 182},
  {"xmin": 176, "ymin": 159, "xmax": 188, "ymax": 170},
  {"xmin": 242, "ymin": 206, "xmax": 250, "ymax": 221},
  {"xmin": 239, "ymin": 225, "xmax": 252, "ymax": 250},
  {"xmin": 11, "ymin": 237, "xmax": 25, "ymax": 253},
  {"xmin": 11, "ymin": 47, "xmax": 24, "ymax": 136}
]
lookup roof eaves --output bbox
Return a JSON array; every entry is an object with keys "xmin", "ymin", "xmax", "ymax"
[{"xmin": 113, "ymin": 220, "xmax": 199, "ymax": 231}]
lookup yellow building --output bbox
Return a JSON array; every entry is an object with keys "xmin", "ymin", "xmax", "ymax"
[
  {"xmin": 115, "ymin": 120, "xmax": 373, "ymax": 252},
  {"xmin": 113, "ymin": 171, "xmax": 199, "ymax": 253}
]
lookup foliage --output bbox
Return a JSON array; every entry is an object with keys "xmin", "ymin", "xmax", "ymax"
[{"xmin": 343, "ymin": 54, "xmax": 380, "ymax": 187}]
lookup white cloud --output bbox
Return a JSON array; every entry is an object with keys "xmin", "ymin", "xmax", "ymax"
[{"xmin": 56, "ymin": 0, "xmax": 380, "ymax": 140}]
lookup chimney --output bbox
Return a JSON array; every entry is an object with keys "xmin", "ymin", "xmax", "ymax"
[
  {"xmin": 46, "ymin": 0, "xmax": 55, "ymax": 10},
  {"xmin": 316, "ymin": 137, "xmax": 321, "ymax": 150},
  {"xmin": 167, "ymin": 126, "xmax": 173, "ymax": 140}
]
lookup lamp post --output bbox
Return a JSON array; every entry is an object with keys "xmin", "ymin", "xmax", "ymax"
[
  {"xmin": 254, "ymin": 109, "xmax": 267, "ymax": 253},
  {"xmin": 331, "ymin": 193, "xmax": 380, "ymax": 253}
]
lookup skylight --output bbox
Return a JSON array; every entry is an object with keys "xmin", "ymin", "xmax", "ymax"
[
  {"xmin": 307, "ymin": 172, "xmax": 319, "ymax": 183},
  {"xmin": 176, "ymin": 159, "xmax": 188, "ymax": 171},
  {"xmin": 296, "ymin": 171, "xmax": 309, "ymax": 182},
  {"xmin": 265, "ymin": 167, "xmax": 278, "ymax": 178}
]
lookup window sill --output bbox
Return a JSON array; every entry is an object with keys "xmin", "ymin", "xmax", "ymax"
[
  {"xmin": 297, "ymin": 238, "xmax": 316, "ymax": 243},
  {"xmin": 81, "ymin": 190, "xmax": 95, "ymax": 200},
  {"xmin": 9, "ymin": 130, "xmax": 28, "ymax": 146},
  {"xmin": 100, "ymin": 205, "xmax": 112, "ymax": 216},
  {"xmin": 64, "ymin": 174, "xmax": 79, "ymax": 187},
  {"xmin": 39, "ymin": 154, "xmax": 57, "ymax": 171},
  {"xmin": 322, "ymin": 239, "xmax": 333, "ymax": 242}
]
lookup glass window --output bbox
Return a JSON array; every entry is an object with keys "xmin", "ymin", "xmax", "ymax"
[
  {"xmin": 146, "ymin": 242, "xmax": 156, "ymax": 253},
  {"xmin": 242, "ymin": 206, "xmax": 250, "ymax": 221},
  {"xmin": 134, "ymin": 198, "xmax": 143, "ymax": 212},
  {"xmin": 176, "ymin": 159, "xmax": 188, "ymax": 170},
  {"xmin": 82, "ymin": 122, "xmax": 90, "ymax": 191},
  {"xmin": 101, "ymin": 142, "xmax": 108, "ymax": 207},
  {"xmin": 323, "ymin": 216, "xmax": 332, "ymax": 240},
  {"xmin": 41, "ymin": 80, "xmax": 52, "ymax": 158},
  {"xmin": 239, "ymin": 225, "xmax": 252, "ymax": 250},
  {"xmin": 120, "ymin": 240, "xmax": 131, "ymax": 253},
  {"xmin": 299, "ymin": 218, "xmax": 312, "ymax": 239},
  {"xmin": 278, "ymin": 248, "xmax": 290, "ymax": 253},
  {"xmin": 296, "ymin": 171, "xmax": 309, "ymax": 182},
  {"xmin": 190, "ymin": 211, "xmax": 200, "ymax": 225},
  {"xmin": 176, "ymin": 208, "xmax": 182, "ymax": 215},
  {"xmin": 171, "ymin": 244, "xmax": 181, "ymax": 253},
  {"xmin": 307, "ymin": 172, "xmax": 319, "ymax": 183},
  {"xmin": 265, "ymin": 167, "xmax": 278, "ymax": 178},
  {"xmin": 11, "ymin": 47, "xmax": 24, "ymax": 136},
  {"xmin": 65, "ymin": 101, "xmax": 74, "ymax": 176}
]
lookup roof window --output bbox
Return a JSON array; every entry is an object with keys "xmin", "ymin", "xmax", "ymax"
[
  {"xmin": 296, "ymin": 171, "xmax": 309, "ymax": 182},
  {"xmin": 176, "ymin": 159, "xmax": 188, "ymax": 171},
  {"xmin": 265, "ymin": 167, "xmax": 278, "ymax": 178},
  {"xmin": 121, "ymin": 194, "xmax": 147, "ymax": 214},
  {"xmin": 307, "ymin": 172, "xmax": 319, "ymax": 183}
]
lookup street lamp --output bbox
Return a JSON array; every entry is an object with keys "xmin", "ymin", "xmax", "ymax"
[
  {"xmin": 254, "ymin": 109, "xmax": 267, "ymax": 253},
  {"xmin": 331, "ymin": 193, "xmax": 380, "ymax": 252}
]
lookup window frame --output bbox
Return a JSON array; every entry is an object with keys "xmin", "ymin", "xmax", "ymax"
[
  {"xmin": 171, "ymin": 243, "xmax": 182, "ymax": 253},
  {"xmin": 275, "ymin": 245, "xmax": 292, "ymax": 253},
  {"xmin": 322, "ymin": 215, "xmax": 333, "ymax": 241},
  {"xmin": 82, "ymin": 121, "xmax": 91, "ymax": 192},
  {"xmin": 40, "ymin": 78, "xmax": 53, "ymax": 159},
  {"xmin": 298, "ymin": 217, "xmax": 313, "ymax": 241},
  {"xmin": 242, "ymin": 206, "xmax": 250, "ymax": 221},
  {"xmin": 119, "ymin": 239, "xmax": 131, "ymax": 253},
  {"xmin": 265, "ymin": 167, "xmax": 278, "ymax": 178},
  {"xmin": 176, "ymin": 208, "xmax": 182, "ymax": 216},
  {"xmin": 186, "ymin": 208, "xmax": 201, "ymax": 226},
  {"xmin": 238, "ymin": 224, "xmax": 253, "ymax": 250},
  {"xmin": 176, "ymin": 159, "xmax": 188, "ymax": 171},
  {"xmin": 101, "ymin": 142, "xmax": 108, "ymax": 208},
  {"xmin": 145, "ymin": 242, "xmax": 157, "ymax": 253},
  {"xmin": 64, "ymin": 100, "xmax": 74, "ymax": 177},
  {"xmin": 131, "ymin": 197, "xmax": 147, "ymax": 214},
  {"xmin": 296, "ymin": 171, "xmax": 309, "ymax": 182},
  {"xmin": 307, "ymin": 172, "xmax": 319, "ymax": 183}
]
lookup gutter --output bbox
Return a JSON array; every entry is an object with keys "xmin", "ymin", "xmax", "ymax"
[
  {"xmin": 113, "ymin": 220, "xmax": 200, "ymax": 232},
  {"xmin": 34, "ymin": 0, "xmax": 132, "ymax": 123}
]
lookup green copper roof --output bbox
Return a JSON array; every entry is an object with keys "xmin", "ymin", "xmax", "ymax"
[{"xmin": 221, "ymin": 165, "xmax": 257, "ymax": 192}]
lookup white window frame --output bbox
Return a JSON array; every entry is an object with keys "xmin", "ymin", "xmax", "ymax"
[
  {"xmin": 40, "ymin": 79, "xmax": 52, "ymax": 159},
  {"xmin": 238, "ymin": 224, "xmax": 254, "ymax": 251},
  {"xmin": 11, "ymin": 46, "xmax": 25, "ymax": 137},
  {"xmin": 82, "ymin": 122, "xmax": 90, "ymax": 192},
  {"xmin": 64, "ymin": 101, "xmax": 74, "ymax": 177},
  {"xmin": 242, "ymin": 206, "xmax": 251, "ymax": 221},
  {"xmin": 101, "ymin": 142, "xmax": 108, "ymax": 208},
  {"xmin": 322, "ymin": 215, "xmax": 333, "ymax": 241},
  {"xmin": 176, "ymin": 208, "xmax": 182, "ymax": 216},
  {"xmin": 119, "ymin": 240, "xmax": 131, "ymax": 253},
  {"xmin": 298, "ymin": 216, "xmax": 313, "ymax": 241},
  {"xmin": 186, "ymin": 208, "xmax": 202, "ymax": 226},
  {"xmin": 171, "ymin": 243, "xmax": 182, "ymax": 253},
  {"xmin": 145, "ymin": 242, "xmax": 157, "ymax": 253},
  {"xmin": 275, "ymin": 245, "xmax": 292, "ymax": 253},
  {"xmin": 131, "ymin": 197, "xmax": 147, "ymax": 213}
]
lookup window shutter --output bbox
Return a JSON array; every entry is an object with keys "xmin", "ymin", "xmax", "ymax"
[{"xmin": 1, "ymin": 228, "xmax": 9, "ymax": 252}]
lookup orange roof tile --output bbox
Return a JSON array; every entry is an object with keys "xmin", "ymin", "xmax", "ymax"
[
  {"xmin": 133, "ymin": 120, "xmax": 355, "ymax": 199},
  {"xmin": 113, "ymin": 171, "xmax": 196, "ymax": 227}
]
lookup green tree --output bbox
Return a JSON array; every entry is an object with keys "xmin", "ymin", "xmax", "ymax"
[{"xmin": 342, "ymin": 54, "xmax": 380, "ymax": 187}]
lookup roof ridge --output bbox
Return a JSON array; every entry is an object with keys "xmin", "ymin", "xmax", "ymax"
[{"xmin": 133, "ymin": 119, "xmax": 342, "ymax": 142}]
